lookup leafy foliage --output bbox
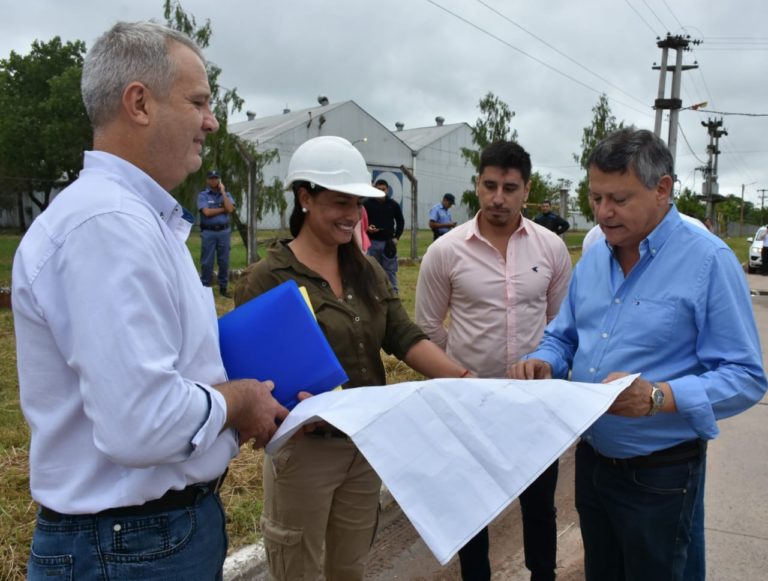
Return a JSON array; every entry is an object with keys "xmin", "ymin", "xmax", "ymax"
[
  {"xmin": 163, "ymin": 0, "xmax": 284, "ymax": 249},
  {"xmin": 573, "ymin": 94, "xmax": 623, "ymax": 221},
  {"xmin": 0, "ymin": 37, "xmax": 91, "ymax": 222},
  {"xmin": 676, "ymin": 187, "xmax": 705, "ymax": 220},
  {"xmin": 460, "ymin": 92, "xmax": 518, "ymax": 214}
]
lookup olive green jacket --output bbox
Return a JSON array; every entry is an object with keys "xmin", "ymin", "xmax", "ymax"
[{"xmin": 234, "ymin": 241, "xmax": 427, "ymax": 388}]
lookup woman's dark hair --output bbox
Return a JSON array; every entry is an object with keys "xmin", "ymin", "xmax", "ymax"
[{"xmin": 289, "ymin": 181, "xmax": 382, "ymax": 308}]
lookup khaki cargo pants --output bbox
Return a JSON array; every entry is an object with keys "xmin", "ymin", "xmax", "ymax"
[{"xmin": 261, "ymin": 434, "xmax": 381, "ymax": 580}]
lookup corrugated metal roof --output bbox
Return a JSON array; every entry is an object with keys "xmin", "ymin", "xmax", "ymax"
[
  {"xmin": 229, "ymin": 100, "xmax": 351, "ymax": 145},
  {"xmin": 395, "ymin": 122, "xmax": 470, "ymax": 151}
]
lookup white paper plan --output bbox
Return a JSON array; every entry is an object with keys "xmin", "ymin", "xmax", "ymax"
[{"xmin": 266, "ymin": 374, "xmax": 638, "ymax": 565}]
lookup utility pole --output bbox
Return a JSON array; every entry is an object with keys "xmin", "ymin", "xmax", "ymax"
[
  {"xmin": 652, "ymin": 34, "xmax": 701, "ymax": 175},
  {"xmin": 759, "ymin": 189, "xmax": 768, "ymax": 222},
  {"xmin": 740, "ymin": 182, "xmax": 757, "ymax": 236},
  {"xmin": 400, "ymin": 165, "xmax": 418, "ymax": 260},
  {"xmin": 701, "ymin": 118, "xmax": 727, "ymax": 225}
]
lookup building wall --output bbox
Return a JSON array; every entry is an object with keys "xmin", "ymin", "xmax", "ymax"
[
  {"xmin": 244, "ymin": 103, "xmax": 412, "ymax": 230},
  {"xmin": 408, "ymin": 127, "xmax": 474, "ymax": 229}
]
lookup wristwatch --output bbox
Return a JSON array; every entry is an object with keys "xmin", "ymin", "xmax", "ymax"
[{"xmin": 647, "ymin": 382, "xmax": 665, "ymax": 416}]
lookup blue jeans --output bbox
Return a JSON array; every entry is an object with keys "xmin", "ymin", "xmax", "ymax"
[
  {"xmin": 367, "ymin": 239, "xmax": 399, "ymax": 293},
  {"xmin": 459, "ymin": 460, "xmax": 559, "ymax": 581},
  {"xmin": 684, "ymin": 455, "xmax": 706, "ymax": 581},
  {"xmin": 575, "ymin": 441, "xmax": 704, "ymax": 581},
  {"xmin": 27, "ymin": 492, "xmax": 227, "ymax": 581},
  {"xmin": 200, "ymin": 229, "xmax": 231, "ymax": 289}
]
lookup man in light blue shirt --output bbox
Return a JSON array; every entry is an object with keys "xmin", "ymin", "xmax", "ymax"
[
  {"xmin": 510, "ymin": 127, "xmax": 766, "ymax": 581},
  {"xmin": 198, "ymin": 169, "xmax": 235, "ymax": 297},
  {"xmin": 428, "ymin": 192, "xmax": 457, "ymax": 240}
]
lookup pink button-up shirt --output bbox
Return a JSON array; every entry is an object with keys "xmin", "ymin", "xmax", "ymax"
[{"xmin": 415, "ymin": 213, "xmax": 572, "ymax": 378}]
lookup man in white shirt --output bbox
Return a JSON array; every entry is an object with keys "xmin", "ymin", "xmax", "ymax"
[
  {"xmin": 416, "ymin": 141, "xmax": 572, "ymax": 581},
  {"xmin": 13, "ymin": 22, "xmax": 287, "ymax": 580}
]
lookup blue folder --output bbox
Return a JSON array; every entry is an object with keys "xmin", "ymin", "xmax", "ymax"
[{"xmin": 218, "ymin": 279, "xmax": 348, "ymax": 409}]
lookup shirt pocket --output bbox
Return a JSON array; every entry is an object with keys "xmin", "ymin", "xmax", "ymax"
[{"xmin": 620, "ymin": 297, "xmax": 677, "ymax": 348}]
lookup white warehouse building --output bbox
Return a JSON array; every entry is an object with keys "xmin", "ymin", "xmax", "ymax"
[{"xmin": 228, "ymin": 98, "xmax": 475, "ymax": 231}]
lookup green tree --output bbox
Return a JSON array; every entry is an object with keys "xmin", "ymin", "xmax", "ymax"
[
  {"xmin": 675, "ymin": 187, "xmax": 705, "ymax": 220},
  {"xmin": 527, "ymin": 173, "xmax": 567, "ymax": 215},
  {"xmin": 573, "ymin": 94, "xmax": 623, "ymax": 221},
  {"xmin": 163, "ymin": 0, "xmax": 284, "ymax": 252},
  {"xmin": 0, "ymin": 37, "xmax": 91, "ymax": 229},
  {"xmin": 460, "ymin": 92, "xmax": 518, "ymax": 214}
]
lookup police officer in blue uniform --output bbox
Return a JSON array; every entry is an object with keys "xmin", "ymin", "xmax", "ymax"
[{"xmin": 198, "ymin": 170, "xmax": 235, "ymax": 297}]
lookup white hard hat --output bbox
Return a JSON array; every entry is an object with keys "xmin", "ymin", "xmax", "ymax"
[{"xmin": 285, "ymin": 136, "xmax": 384, "ymax": 198}]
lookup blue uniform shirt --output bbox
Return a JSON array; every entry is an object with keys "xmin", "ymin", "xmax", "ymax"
[
  {"xmin": 528, "ymin": 206, "xmax": 767, "ymax": 457},
  {"xmin": 197, "ymin": 188, "xmax": 235, "ymax": 228},
  {"xmin": 429, "ymin": 203, "xmax": 453, "ymax": 236}
]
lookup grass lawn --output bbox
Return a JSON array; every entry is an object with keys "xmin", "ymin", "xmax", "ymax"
[{"xmin": 0, "ymin": 225, "xmax": 754, "ymax": 579}]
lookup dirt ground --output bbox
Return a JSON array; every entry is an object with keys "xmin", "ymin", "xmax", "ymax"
[{"xmin": 364, "ymin": 446, "xmax": 585, "ymax": 580}]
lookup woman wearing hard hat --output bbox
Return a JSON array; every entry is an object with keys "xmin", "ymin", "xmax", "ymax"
[{"xmin": 235, "ymin": 136, "xmax": 470, "ymax": 580}]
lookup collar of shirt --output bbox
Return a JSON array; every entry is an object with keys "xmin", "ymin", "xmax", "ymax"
[
  {"xmin": 604, "ymin": 203, "xmax": 678, "ymax": 259},
  {"xmin": 464, "ymin": 211, "xmax": 529, "ymax": 245},
  {"xmin": 84, "ymin": 151, "xmax": 191, "ymax": 242}
]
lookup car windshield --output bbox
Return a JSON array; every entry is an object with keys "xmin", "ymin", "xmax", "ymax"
[{"xmin": 758, "ymin": 227, "xmax": 768, "ymax": 242}]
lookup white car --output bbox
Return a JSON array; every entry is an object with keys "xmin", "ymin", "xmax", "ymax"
[{"xmin": 748, "ymin": 226, "xmax": 767, "ymax": 273}]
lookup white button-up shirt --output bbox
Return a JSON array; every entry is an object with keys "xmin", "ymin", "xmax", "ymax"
[
  {"xmin": 416, "ymin": 214, "xmax": 572, "ymax": 378},
  {"xmin": 12, "ymin": 151, "xmax": 238, "ymax": 514}
]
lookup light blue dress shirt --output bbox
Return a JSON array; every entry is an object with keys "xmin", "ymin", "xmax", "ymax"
[{"xmin": 529, "ymin": 206, "xmax": 767, "ymax": 458}]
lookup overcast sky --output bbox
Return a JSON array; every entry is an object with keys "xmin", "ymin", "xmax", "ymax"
[{"xmin": 3, "ymin": 0, "xmax": 767, "ymax": 207}]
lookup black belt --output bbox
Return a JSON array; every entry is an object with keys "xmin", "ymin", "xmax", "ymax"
[
  {"xmin": 200, "ymin": 224, "xmax": 229, "ymax": 231},
  {"xmin": 39, "ymin": 471, "xmax": 227, "ymax": 522},
  {"xmin": 582, "ymin": 439, "xmax": 706, "ymax": 469},
  {"xmin": 307, "ymin": 426, "xmax": 348, "ymax": 439}
]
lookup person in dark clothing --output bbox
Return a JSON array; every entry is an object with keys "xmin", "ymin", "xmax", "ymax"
[
  {"xmin": 533, "ymin": 200, "xmax": 570, "ymax": 236},
  {"xmin": 364, "ymin": 179, "xmax": 405, "ymax": 293}
]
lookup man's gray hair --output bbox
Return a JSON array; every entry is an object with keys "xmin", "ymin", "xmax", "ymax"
[
  {"xmin": 587, "ymin": 127, "xmax": 674, "ymax": 189},
  {"xmin": 82, "ymin": 21, "xmax": 205, "ymax": 128}
]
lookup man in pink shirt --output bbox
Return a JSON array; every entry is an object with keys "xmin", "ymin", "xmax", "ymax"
[{"xmin": 415, "ymin": 140, "xmax": 572, "ymax": 581}]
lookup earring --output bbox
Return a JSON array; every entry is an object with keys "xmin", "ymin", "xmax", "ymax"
[{"xmin": 301, "ymin": 207, "xmax": 308, "ymax": 214}]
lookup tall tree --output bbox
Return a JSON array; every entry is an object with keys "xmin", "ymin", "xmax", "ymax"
[
  {"xmin": 676, "ymin": 187, "xmax": 705, "ymax": 220},
  {"xmin": 527, "ymin": 174, "xmax": 570, "ymax": 217},
  {"xmin": 163, "ymin": 0, "xmax": 284, "ymax": 251},
  {"xmin": 573, "ymin": 94, "xmax": 623, "ymax": 221},
  {"xmin": 460, "ymin": 92, "xmax": 518, "ymax": 214},
  {"xmin": 0, "ymin": 37, "xmax": 91, "ymax": 228}
]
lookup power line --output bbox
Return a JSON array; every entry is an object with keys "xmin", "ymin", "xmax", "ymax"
[
  {"xmin": 660, "ymin": 0, "xmax": 684, "ymax": 32},
  {"xmin": 639, "ymin": 0, "xmax": 668, "ymax": 32},
  {"xmin": 697, "ymin": 109, "xmax": 768, "ymax": 117},
  {"xmin": 677, "ymin": 123, "xmax": 707, "ymax": 165},
  {"xmin": 424, "ymin": 0, "xmax": 651, "ymax": 117},
  {"xmin": 623, "ymin": 0, "xmax": 658, "ymax": 35},
  {"xmin": 474, "ymin": 0, "xmax": 648, "ymax": 109}
]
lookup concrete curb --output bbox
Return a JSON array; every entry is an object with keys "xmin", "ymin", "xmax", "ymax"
[{"xmin": 223, "ymin": 485, "xmax": 398, "ymax": 580}]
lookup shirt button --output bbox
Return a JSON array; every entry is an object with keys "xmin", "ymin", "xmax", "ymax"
[
  {"xmin": 347, "ymin": 294, "xmax": 353, "ymax": 300},
  {"xmin": 361, "ymin": 368, "xmax": 367, "ymax": 374},
  {"xmin": 354, "ymin": 316, "xmax": 360, "ymax": 322},
  {"xmin": 614, "ymin": 298, "xmax": 621, "ymax": 304},
  {"xmin": 113, "ymin": 524, "xmax": 122, "ymax": 532},
  {"xmin": 322, "ymin": 282, "xmax": 328, "ymax": 287},
  {"xmin": 589, "ymin": 367, "xmax": 596, "ymax": 373},
  {"xmin": 359, "ymin": 343, "xmax": 364, "ymax": 349},
  {"xmin": 601, "ymin": 332, "xmax": 608, "ymax": 339}
]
